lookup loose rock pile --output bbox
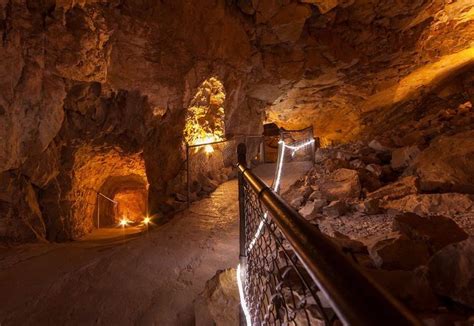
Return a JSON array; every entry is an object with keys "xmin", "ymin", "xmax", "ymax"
[{"xmin": 282, "ymin": 128, "xmax": 474, "ymax": 323}]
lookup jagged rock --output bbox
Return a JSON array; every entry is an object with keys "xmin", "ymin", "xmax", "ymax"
[
  {"xmin": 393, "ymin": 213, "xmax": 468, "ymax": 253},
  {"xmin": 368, "ymin": 232, "xmax": 431, "ymax": 271},
  {"xmin": 323, "ymin": 200, "xmax": 347, "ymax": 217},
  {"xmin": 357, "ymin": 169, "xmax": 383, "ymax": 193},
  {"xmin": 366, "ymin": 164, "xmax": 382, "ymax": 177},
  {"xmin": 384, "ymin": 193, "xmax": 474, "ymax": 216},
  {"xmin": 356, "ymin": 198, "xmax": 383, "ymax": 215},
  {"xmin": 298, "ymin": 199, "xmax": 326, "ymax": 219},
  {"xmin": 194, "ymin": 268, "xmax": 239, "ymax": 326},
  {"xmin": 331, "ymin": 231, "xmax": 367, "ymax": 254},
  {"xmin": 391, "ymin": 146, "xmax": 420, "ymax": 170},
  {"xmin": 319, "ymin": 168, "xmax": 360, "ymax": 200},
  {"xmin": 368, "ymin": 140, "xmax": 392, "ymax": 152},
  {"xmin": 0, "ymin": 172, "xmax": 47, "ymax": 242},
  {"xmin": 291, "ymin": 196, "xmax": 305, "ymax": 209},
  {"xmin": 322, "ymin": 158, "xmax": 351, "ymax": 172},
  {"xmin": 367, "ymin": 176, "xmax": 418, "ymax": 201},
  {"xmin": 428, "ymin": 237, "xmax": 474, "ymax": 309},
  {"xmin": 349, "ymin": 159, "xmax": 365, "ymax": 169},
  {"xmin": 266, "ymin": 3, "xmax": 312, "ymax": 44},
  {"xmin": 367, "ymin": 267, "xmax": 439, "ymax": 311},
  {"xmin": 413, "ymin": 131, "xmax": 474, "ymax": 193},
  {"xmin": 308, "ymin": 190, "xmax": 325, "ymax": 201}
]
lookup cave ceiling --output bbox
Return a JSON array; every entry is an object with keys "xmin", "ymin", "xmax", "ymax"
[{"xmin": 0, "ymin": 0, "xmax": 473, "ymax": 173}]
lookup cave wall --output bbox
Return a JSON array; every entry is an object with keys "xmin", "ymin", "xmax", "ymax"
[{"xmin": 0, "ymin": 0, "xmax": 472, "ymax": 242}]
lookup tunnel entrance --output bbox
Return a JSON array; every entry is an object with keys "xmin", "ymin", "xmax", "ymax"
[{"xmin": 96, "ymin": 174, "xmax": 148, "ymax": 228}]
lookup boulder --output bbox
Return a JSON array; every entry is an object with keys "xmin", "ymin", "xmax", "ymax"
[
  {"xmin": 391, "ymin": 146, "xmax": 420, "ymax": 170},
  {"xmin": 412, "ymin": 130, "xmax": 474, "ymax": 193},
  {"xmin": 393, "ymin": 213, "xmax": 468, "ymax": 252},
  {"xmin": 308, "ymin": 190, "xmax": 325, "ymax": 201},
  {"xmin": 366, "ymin": 267, "xmax": 439, "ymax": 311},
  {"xmin": 356, "ymin": 198, "xmax": 383, "ymax": 215},
  {"xmin": 357, "ymin": 169, "xmax": 383, "ymax": 193},
  {"xmin": 367, "ymin": 176, "xmax": 418, "ymax": 201},
  {"xmin": 368, "ymin": 139, "xmax": 392, "ymax": 152},
  {"xmin": 298, "ymin": 200, "xmax": 325, "ymax": 219},
  {"xmin": 428, "ymin": 237, "xmax": 474, "ymax": 309},
  {"xmin": 331, "ymin": 231, "xmax": 368, "ymax": 254},
  {"xmin": 366, "ymin": 164, "xmax": 382, "ymax": 177},
  {"xmin": 323, "ymin": 200, "xmax": 347, "ymax": 217},
  {"xmin": 194, "ymin": 269, "xmax": 239, "ymax": 326},
  {"xmin": 383, "ymin": 193, "xmax": 474, "ymax": 216},
  {"xmin": 322, "ymin": 158, "xmax": 351, "ymax": 173},
  {"xmin": 368, "ymin": 232, "xmax": 431, "ymax": 270},
  {"xmin": 283, "ymin": 184, "xmax": 313, "ymax": 206},
  {"xmin": 349, "ymin": 159, "xmax": 365, "ymax": 169},
  {"xmin": 319, "ymin": 168, "xmax": 361, "ymax": 200}
]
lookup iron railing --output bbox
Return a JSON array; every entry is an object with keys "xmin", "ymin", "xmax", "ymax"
[{"xmin": 237, "ymin": 143, "xmax": 421, "ymax": 326}]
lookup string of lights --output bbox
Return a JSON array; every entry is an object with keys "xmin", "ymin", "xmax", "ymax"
[{"xmin": 238, "ymin": 136, "xmax": 315, "ymax": 326}]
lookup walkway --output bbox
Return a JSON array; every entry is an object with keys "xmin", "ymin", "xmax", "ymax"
[{"xmin": 0, "ymin": 162, "xmax": 312, "ymax": 325}]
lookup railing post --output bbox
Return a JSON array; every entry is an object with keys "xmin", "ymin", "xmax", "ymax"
[
  {"xmin": 237, "ymin": 143, "xmax": 247, "ymax": 326},
  {"xmin": 186, "ymin": 143, "xmax": 190, "ymax": 208}
]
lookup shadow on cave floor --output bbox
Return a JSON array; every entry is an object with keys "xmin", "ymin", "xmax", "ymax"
[{"xmin": 0, "ymin": 162, "xmax": 312, "ymax": 326}]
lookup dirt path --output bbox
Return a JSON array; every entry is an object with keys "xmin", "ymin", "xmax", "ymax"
[{"xmin": 0, "ymin": 162, "xmax": 311, "ymax": 326}]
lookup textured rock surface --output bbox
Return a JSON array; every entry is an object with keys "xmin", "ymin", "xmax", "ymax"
[
  {"xmin": 319, "ymin": 168, "xmax": 360, "ymax": 200},
  {"xmin": 194, "ymin": 268, "xmax": 239, "ymax": 326},
  {"xmin": 0, "ymin": 0, "xmax": 473, "ymax": 242},
  {"xmin": 368, "ymin": 232, "xmax": 431, "ymax": 271},
  {"xmin": 413, "ymin": 131, "xmax": 474, "ymax": 193},
  {"xmin": 384, "ymin": 193, "xmax": 474, "ymax": 216},
  {"xmin": 428, "ymin": 237, "xmax": 474, "ymax": 308},
  {"xmin": 393, "ymin": 213, "xmax": 468, "ymax": 253}
]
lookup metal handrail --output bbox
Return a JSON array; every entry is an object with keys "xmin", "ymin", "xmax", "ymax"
[{"xmin": 237, "ymin": 143, "xmax": 421, "ymax": 326}]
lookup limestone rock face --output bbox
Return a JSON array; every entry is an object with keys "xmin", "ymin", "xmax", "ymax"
[
  {"xmin": 0, "ymin": 172, "xmax": 46, "ymax": 242},
  {"xmin": 428, "ymin": 237, "xmax": 474, "ymax": 309},
  {"xmin": 413, "ymin": 131, "xmax": 474, "ymax": 193},
  {"xmin": 194, "ymin": 269, "xmax": 239, "ymax": 326}
]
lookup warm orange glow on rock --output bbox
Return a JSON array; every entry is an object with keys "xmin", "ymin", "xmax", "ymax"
[
  {"xmin": 184, "ymin": 77, "xmax": 226, "ymax": 146},
  {"xmin": 114, "ymin": 189, "xmax": 147, "ymax": 224}
]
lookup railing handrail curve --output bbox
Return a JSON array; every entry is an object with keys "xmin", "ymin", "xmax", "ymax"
[{"xmin": 237, "ymin": 143, "xmax": 421, "ymax": 326}]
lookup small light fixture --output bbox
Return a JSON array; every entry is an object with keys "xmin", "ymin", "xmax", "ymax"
[
  {"xmin": 119, "ymin": 217, "xmax": 129, "ymax": 227},
  {"xmin": 204, "ymin": 144, "xmax": 214, "ymax": 154},
  {"xmin": 143, "ymin": 216, "xmax": 151, "ymax": 225}
]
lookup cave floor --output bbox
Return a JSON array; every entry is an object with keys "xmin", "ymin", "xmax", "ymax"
[{"xmin": 0, "ymin": 162, "xmax": 312, "ymax": 326}]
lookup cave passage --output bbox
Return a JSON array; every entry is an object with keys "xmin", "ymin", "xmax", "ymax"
[
  {"xmin": 96, "ymin": 174, "xmax": 148, "ymax": 228},
  {"xmin": 0, "ymin": 0, "xmax": 473, "ymax": 325}
]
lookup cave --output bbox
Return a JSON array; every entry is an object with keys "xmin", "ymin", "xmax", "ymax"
[
  {"xmin": 0, "ymin": 0, "xmax": 473, "ymax": 325},
  {"xmin": 96, "ymin": 174, "xmax": 148, "ymax": 227}
]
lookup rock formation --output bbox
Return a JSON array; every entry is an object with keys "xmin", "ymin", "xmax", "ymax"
[{"xmin": 0, "ymin": 1, "xmax": 472, "ymax": 247}]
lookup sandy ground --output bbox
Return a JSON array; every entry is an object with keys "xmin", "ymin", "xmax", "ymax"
[{"xmin": 0, "ymin": 162, "xmax": 312, "ymax": 326}]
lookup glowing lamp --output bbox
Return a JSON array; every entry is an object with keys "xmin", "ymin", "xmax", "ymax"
[
  {"xmin": 119, "ymin": 218, "xmax": 129, "ymax": 227},
  {"xmin": 204, "ymin": 144, "xmax": 214, "ymax": 154},
  {"xmin": 143, "ymin": 216, "xmax": 151, "ymax": 225}
]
